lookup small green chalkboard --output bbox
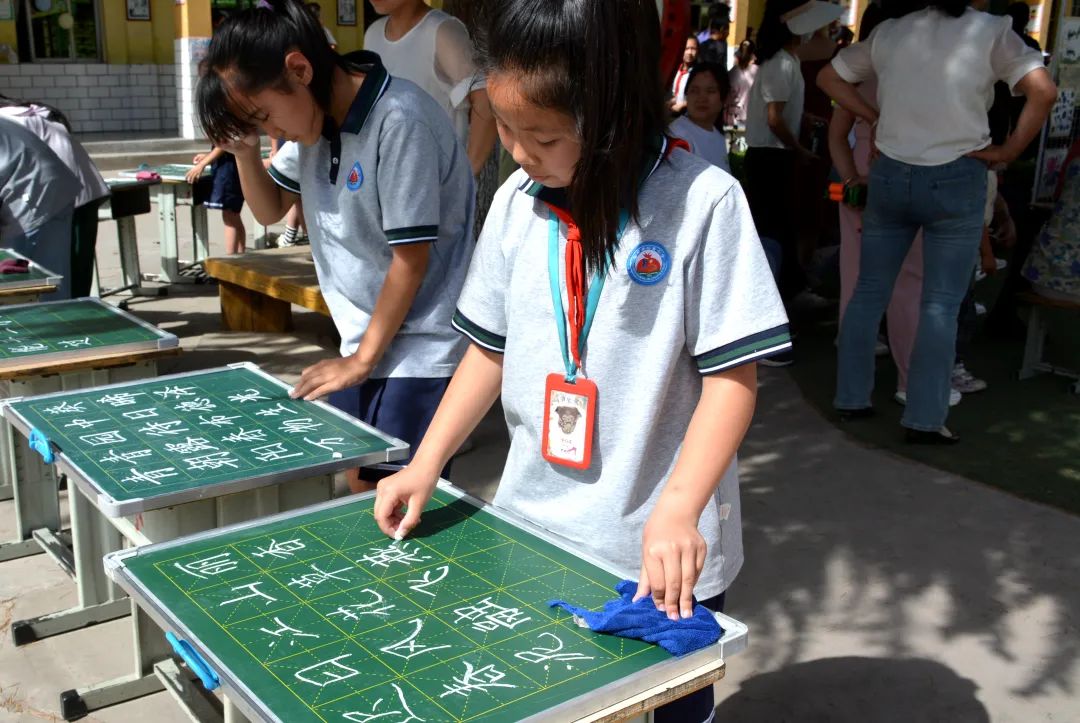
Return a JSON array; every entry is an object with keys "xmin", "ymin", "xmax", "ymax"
[
  {"xmin": 107, "ymin": 484, "xmax": 744, "ymax": 722},
  {"xmin": 119, "ymin": 164, "xmax": 209, "ymax": 183},
  {"xmin": 0, "ymin": 248, "xmax": 62, "ymax": 292},
  {"xmin": 1, "ymin": 363, "xmax": 408, "ymax": 516},
  {"xmin": 0, "ymin": 298, "xmax": 177, "ymax": 370}
]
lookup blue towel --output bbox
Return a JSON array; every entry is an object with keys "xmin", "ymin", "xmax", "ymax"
[{"xmin": 548, "ymin": 579, "xmax": 723, "ymax": 656}]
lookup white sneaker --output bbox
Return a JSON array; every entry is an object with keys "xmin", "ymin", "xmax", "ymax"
[
  {"xmin": 951, "ymin": 363, "xmax": 988, "ymax": 393},
  {"xmin": 975, "ymin": 302, "xmax": 987, "ymax": 316},
  {"xmin": 894, "ymin": 389, "xmax": 962, "ymax": 406}
]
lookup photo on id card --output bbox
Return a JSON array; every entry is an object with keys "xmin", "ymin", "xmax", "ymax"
[{"xmin": 542, "ymin": 375, "xmax": 596, "ymax": 469}]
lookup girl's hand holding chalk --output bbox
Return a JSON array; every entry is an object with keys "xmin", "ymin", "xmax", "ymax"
[{"xmin": 373, "ymin": 464, "xmax": 440, "ymax": 540}]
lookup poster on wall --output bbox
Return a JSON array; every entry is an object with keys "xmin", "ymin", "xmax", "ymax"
[
  {"xmin": 1050, "ymin": 89, "xmax": 1077, "ymax": 139},
  {"xmin": 338, "ymin": 0, "xmax": 357, "ymax": 26},
  {"xmin": 127, "ymin": 0, "xmax": 151, "ymax": 21},
  {"xmin": 0, "ymin": 0, "xmax": 13, "ymax": 22},
  {"xmin": 1037, "ymin": 147, "xmax": 1068, "ymax": 199}
]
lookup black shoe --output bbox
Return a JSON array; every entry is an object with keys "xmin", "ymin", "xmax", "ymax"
[
  {"xmin": 837, "ymin": 407, "xmax": 875, "ymax": 422},
  {"xmin": 760, "ymin": 350, "xmax": 794, "ymax": 368},
  {"xmin": 905, "ymin": 427, "xmax": 960, "ymax": 445}
]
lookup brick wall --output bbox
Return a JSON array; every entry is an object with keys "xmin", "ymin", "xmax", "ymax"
[{"xmin": 0, "ymin": 63, "xmax": 178, "ymax": 135}]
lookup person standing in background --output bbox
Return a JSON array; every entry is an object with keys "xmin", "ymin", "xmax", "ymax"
[
  {"xmin": 725, "ymin": 39, "xmax": 757, "ymax": 127},
  {"xmin": 307, "ymin": 2, "xmax": 338, "ymax": 49},
  {"xmin": 669, "ymin": 34, "xmax": 699, "ymax": 115},
  {"xmin": 364, "ymin": 0, "xmax": 497, "ymax": 179}
]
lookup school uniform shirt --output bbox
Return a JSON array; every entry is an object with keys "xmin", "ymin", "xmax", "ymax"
[
  {"xmin": 745, "ymin": 49, "xmax": 805, "ymax": 150},
  {"xmin": 365, "ymin": 10, "xmax": 480, "ymax": 146},
  {"xmin": 670, "ymin": 115, "xmax": 731, "ymax": 173},
  {"xmin": 832, "ymin": 7, "xmax": 1044, "ymax": 167},
  {"xmin": 269, "ymin": 51, "xmax": 475, "ymax": 379},
  {"xmin": 0, "ymin": 116, "xmax": 80, "ymax": 239},
  {"xmin": 0, "ymin": 107, "xmax": 109, "ymax": 209},
  {"xmin": 671, "ymin": 64, "xmax": 692, "ymax": 106},
  {"xmin": 453, "ymin": 138, "xmax": 791, "ymax": 599}
]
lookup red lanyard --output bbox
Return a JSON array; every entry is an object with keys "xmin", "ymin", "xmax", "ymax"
[{"xmin": 546, "ymin": 204, "xmax": 588, "ymax": 372}]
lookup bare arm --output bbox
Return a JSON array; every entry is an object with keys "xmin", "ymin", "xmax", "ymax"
[
  {"xmin": 227, "ymin": 138, "xmax": 297, "ymax": 225},
  {"xmin": 466, "ymin": 88, "xmax": 498, "ymax": 178},
  {"xmin": 817, "ymin": 63, "xmax": 879, "ymax": 125},
  {"xmin": 374, "ymin": 344, "xmax": 505, "ymax": 537},
  {"xmin": 828, "ymin": 105, "xmax": 859, "ymax": 183},
  {"xmin": 970, "ymin": 68, "xmax": 1057, "ymax": 165},
  {"xmin": 635, "ymin": 363, "xmax": 757, "ymax": 619},
  {"xmin": 767, "ymin": 101, "xmax": 810, "ymax": 155},
  {"xmin": 291, "ymin": 243, "xmax": 432, "ymax": 400}
]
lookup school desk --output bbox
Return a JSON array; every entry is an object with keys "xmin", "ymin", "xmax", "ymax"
[
  {"xmin": 118, "ymin": 164, "xmax": 213, "ymax": 285},
  {"xmin": 0, "ymin": 298, "xmax": 178, "ymax": 517},
  {"xmin": 0, "ymin": 361, "xmax": 407, "ymax": 720},
  {"xmin": 105, "ymin": 481, "xmax": 747, "ymax": 723},
  {"xmin": 203, "ymin": 246, "xmax": 331, "ymax": 333},
  {"xmin": 0, "ymin": 248, "xmax": 61, "ymax": 304},
  {"xmin": 94, "ymin": 178, "xmax": 167, "ymax": 304}
]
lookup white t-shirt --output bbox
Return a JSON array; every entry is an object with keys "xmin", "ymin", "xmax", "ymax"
[
  {"xmin": 745, "ymin": 49, "xmax": 804, "ymax": 150},
  {"xmin": 832, "ymin": 7, "xmax": 1044, "ymax": 166},
  {"xmin": 364, "ymin": 10, "xmax": 480, "ymax": 145},
  {"xmin": 671, "ymin": 65, "xmax": 692, "ymax": 105},
  {"xmin": 670, "ymin": 115, "xmax": 730, "ymax": 172}
]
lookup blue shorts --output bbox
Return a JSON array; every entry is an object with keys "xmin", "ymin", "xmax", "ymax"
[
  {"xmin": 206, "ymin": 152, "xmax": 244, "ymax": 213},
  {"xmin": 328, "ymin": 376, "xmax": 452, "ymax": 480}
]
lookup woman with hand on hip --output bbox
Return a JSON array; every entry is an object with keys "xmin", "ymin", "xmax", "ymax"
[{"xmin": 818, "ymin": 0, "xmax": 1055, "ymax": 444}]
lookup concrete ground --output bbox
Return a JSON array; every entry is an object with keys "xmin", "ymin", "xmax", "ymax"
[{"xmin": 0, "ymin": 204, "xmax": 1078, "ymax": 722}]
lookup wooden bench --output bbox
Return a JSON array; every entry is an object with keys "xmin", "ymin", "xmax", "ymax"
[
  {"xmin": 1017, "ymin": 291, "xmax": 1080, "ymax": 394},
  {"xmin": 203, "ymin": 246, "xmax": 330, "ymax": 333}
]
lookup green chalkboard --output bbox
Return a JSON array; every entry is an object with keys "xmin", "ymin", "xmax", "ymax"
[
  {"xmin": 108, "ymin": 485, "xmax": 724, "ymax": 723},
  {"xmin": 120, "ymin": 164, "xmax": 209, "ymax": 183},
  {"xmin": 2, "ymin": 363, "xmax": 407, "ymax": 516},
  {"xmin": 0, "ymin": 298, "xmax": 177, "ymax": 370},
  {"xmin": 0, "ymin": 248, "xmax": 62, "ymax": 291}
]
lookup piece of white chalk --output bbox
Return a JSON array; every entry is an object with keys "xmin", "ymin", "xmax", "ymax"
[
  {"xmin": 332, "ymin": 452, "xmax": 342, "ymax": 459},
  {"xmin": 393, "ymin": 528, "xmax": 405, "ymax": 541}
]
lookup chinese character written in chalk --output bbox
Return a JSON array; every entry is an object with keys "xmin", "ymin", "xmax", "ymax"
[
  {"xmin": 258, "ymin": 616, "xmax": 319, "ymax": 650},
  {"xmin": 342, "ymin": 683, "xmax": 425, "ymax": 723},
  {"xmin": 220, "ymin": 582, "xmax": 277, "ymax": 607},
  {"xmin": 138, "ymin": 420, "xmax": 190, "ymax": 437},
  {"xmin": 197, "ymin": 414, "xmax": 240, "ymax": 428},
  {"xmin": 100, "ymin": 448, "xmax": 153, "ymax": 465},
  {"xmin": 154, "ymin": 385, "xmax": 197, "ymax": 399},
  {"xmin": 220, "ymin": 427, "xmax": 266, "ymax": 444},
  {"xmin": 325, "ymin": 589, "xmax": 396, "ymax": 621},
  {"xmin": 121, "ymin": 466, "xmax": 179, "ymax": 487},
  {"xmin": 452, "ymin": 598, "xmax": 531, "ymax": 633},
  {"xmin": 121, "ymin": 407, "xmax": 159, "ymax": 420},
  {"xmin": 228, "ymin": 389, "xmax": 269, "ymax": 404},
  {"xmin": 183, "ymin": 452, "xmax": 240, "ymax": 471},
  {"xmin": 43, "ymin": 401, "xmax": 85, "ymax": 416},
  {"xmin": 174, "ymin": 552, "xmax": 238, "ymax": 580},
  {"xmin": 303, "ymin": 436, "xmax": 347, "ymax": 453},
  {"xmin": 79, "ymin": 430, "xmax": 126, "ymax": 446},
  {"xmin": 293, "ymin": 654, "xmax": 360, "ymax": 688},
  {"xmin": 163, "ymin": 436, "xmax": 218, "ymax": 455},
  {"xmin": 280, "ymin": 417, "xmax": 322, "ymax": 434},
  {"xmin": 97, "ymin": 392, "xmax": 145, "ymax": 407},
  {"xmin": 439, "ymin": 661, "xmax": 516, "ymax": 698},
  {"xmin": 63, "ymin": 417, "xmax": 109, "ymax": 429},
  {"xmin": 357, "ymin": 542, "xmax": 431, "ymax": 570},
  {"xmin": 174, "ymin": 398, "xmax": 216, "ymax": 414},
  {"xmin": 9, "ymin": 343, "xmax": 47, "ymax": 354},
  {"xmin": 249, "ymin": 538, "xmax": 305, "ymax": 561},
  {"xmin": 56, "ymin": 337, "xmax": 91, "ymax": 348},
  {"xmin": 250, "ymin": 442, "xmax": 303, "ymax": 463},
  {"xmin": 286, "ymin": 563, "xmax": 352, "ymax": 590},
  {"xmin": 406, "ymin": 566, "xmax": 449, "ymax": 597},
  {"xmin": 513, "ymin": 632, "xmax": 595, "ymax": 665},
  {"xmin": 255, "ymin": 403, "xmax": 297, "ymax": 418},
  {"xmin": 379, "ymin": 618, "xmax": 452, "ymax": 661}
]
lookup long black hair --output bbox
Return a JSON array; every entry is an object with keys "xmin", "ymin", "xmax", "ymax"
[
  {"xmin": 686, "ymin": 62, "xmax": 731, "ymax": 110},
  {"xmin": 195, "ymin": 0, "xmax": 344, "ymax": 143},
  {"xmin": 476, "ymin": 0, "xmax": 668, "ymax": 274}
]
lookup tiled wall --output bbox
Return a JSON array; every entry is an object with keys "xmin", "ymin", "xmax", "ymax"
[{"xmin": 0, "ymin": 63, "xmax": 178, "ymax": 134}]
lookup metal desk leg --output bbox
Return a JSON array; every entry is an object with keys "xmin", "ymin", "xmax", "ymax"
[
  {"xmin": 158, "ymin": 185, "xmax": 181, "ymax": 284},
  {"xmin": 225, "ymin": 699, "xmax": 253, "ymax": 723},
  {"xmin": 0, "ymin": 394, "xmax": 60, "ymax": 562},
  {"xmin": 192, "ymin": 203, "xmax": 210, "ymax": 264}
]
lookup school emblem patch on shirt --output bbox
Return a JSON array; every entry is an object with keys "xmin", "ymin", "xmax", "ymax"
[
  {"xmin": 346, "ymin": 161, "xmax": 364, "ymax": 191},
  {"xmin": 626, "ymin": 242, "xmax": 670, "ymax": 285}
]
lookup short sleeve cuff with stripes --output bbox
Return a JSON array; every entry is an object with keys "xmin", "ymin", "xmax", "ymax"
[
  {"xmin": 695, "ymin": 324, "xmax": 792, "ymax": 374},
  {"xmin": 452, "ymin": 310, "xmax": 505, "ymax": 353}
]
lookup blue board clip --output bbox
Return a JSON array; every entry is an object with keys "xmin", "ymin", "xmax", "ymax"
[
  {"xmin": 28, "ymin": 428, "xmax": 55, "ymax": 464},
  {"xmin": 165, "ymin": 631, "xmax": 220, "ymax": 691}
]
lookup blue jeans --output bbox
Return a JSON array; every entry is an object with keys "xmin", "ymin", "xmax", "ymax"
[
  {"xmin": 6, "ymin": 206, "xmax": 75, "ymax": 300},
  {"xmin": 835, "ymin": 155, "xmax": 986, "ymax": 431}
]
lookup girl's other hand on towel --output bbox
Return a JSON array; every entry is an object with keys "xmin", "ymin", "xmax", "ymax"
[{"xmin": 634, "ymin": 505, "xmax": 707, "ymax": 622}]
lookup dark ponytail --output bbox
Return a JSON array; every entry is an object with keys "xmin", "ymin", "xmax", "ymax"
[
  {"xmin": 477, "ymin": 0, "xmax": 668, "ymax": 274},
  {"xmin": 195, "ymin": 0, "xmax": 344, "ymax": 143},
  {"xmin": 927, "ymin": 0, "xmax": 967, "ymax": 17}
]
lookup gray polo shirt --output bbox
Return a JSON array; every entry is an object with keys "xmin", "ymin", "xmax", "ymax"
[
  {"xmin": 270, "ymin": 51, "xmax": 475, "ymax": 379},
  {"xmin": 454, "ymin": 140, "xmax": 790, "ymax": 598},
  {"xmin": 0, "ymin": 117, "xmax": 80, "ymax": 239}
]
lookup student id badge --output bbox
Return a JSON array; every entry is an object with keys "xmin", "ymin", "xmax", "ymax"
[{"xmin": 541, "ymin": 373, "xmax": 597, "ymax": 470}]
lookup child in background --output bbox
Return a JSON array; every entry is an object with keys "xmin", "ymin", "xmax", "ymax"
[
  {"xmin": 374, "ymin": 1, "xmax": 789, "ymax": 720},
  {"xmin": 195, "ymin": 0, "xmax": 474, "ymax": 492},
  {"xmin": 0, "ymin": 97, "xmax": 110, "ymax": 297},
  {"xmin": 670, "ymin": 63, "xmax": 731, "ymax": 173},
  {"xmin": 269, "ymin": 136, "xmax": 307, "ymax": 246},
  {"xmin": 0, "ymin": 118, "xmax": 81, "ymax": 299},
  {"xmin": 187, "ymin": 148, "xmax": 246, "ymax": 255}
]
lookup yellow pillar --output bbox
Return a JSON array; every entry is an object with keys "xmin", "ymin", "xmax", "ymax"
[{"xmin": 175, "ymin": 0, "xmax": 212, "ymax": 138}]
